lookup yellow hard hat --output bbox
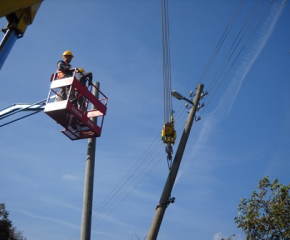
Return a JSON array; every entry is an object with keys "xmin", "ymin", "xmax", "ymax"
[
  {"xmin": 62, "ymin": 50, "xmax": 74, "ymax": 57},
  {"xmin": 78, "ymin": 68, "xmax": 85, "ymax": 73}
]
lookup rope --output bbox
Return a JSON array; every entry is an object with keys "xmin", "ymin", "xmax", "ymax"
[{"xmin": 161, "ymin": 0, "xmax": 172, "ymax": 123}]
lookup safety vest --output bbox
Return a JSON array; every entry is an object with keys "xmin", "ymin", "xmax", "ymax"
[{"xmin": 56, "ymin": 60, "xmax": 71, "ymax": 79}]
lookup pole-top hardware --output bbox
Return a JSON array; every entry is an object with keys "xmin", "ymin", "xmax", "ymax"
[
  {"xmin": 195, "ymin": 116, "xmax": 201, "ymax": 121},
  {"xmin": 171, "ymin": 90, "xmax": 184, "ymax": 100},
  {"xmin": 197, "ymin": 103, "xmax": 205, "ymax": 111},
  {"xmin": 168, "ymin": 197, "xmax": 175, "ymax": 205},
  {"xmin": 171, "ymin": 90, "xmax": 194, "ymax": 105},
  {"xmin": 155, "ymin": 197, "xmax": 176, "ymax": 210},
  {"xmin": 200, "ymin": 91, "xmax": 209, "ymax": 100}
]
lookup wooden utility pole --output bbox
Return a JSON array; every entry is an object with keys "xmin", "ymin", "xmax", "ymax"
[
  {"xmin": 80, "ymin": 82, "xmax": 99, "ymax": 240},
  {"xmin": 146, "ymin": 84, "xmax": 204, "ymax": 240}
]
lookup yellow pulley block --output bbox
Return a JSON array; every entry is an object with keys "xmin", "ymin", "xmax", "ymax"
[{"xmin": 161, "ymin": 122, "xmax": 176, "ymax": 144}]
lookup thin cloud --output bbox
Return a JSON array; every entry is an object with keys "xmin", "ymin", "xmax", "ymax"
[
  {"xmin": 39, "ymin": 195, "xmax": 82, "ymax": 213},
  {"xmin": 62, "ymin": 174, "xmax": 80, "ymax": 182},
  {"xmin": 19, "ymin": 209, "xmax": 79, "ymax": 229},
  {"xmin": 213, "ymin": 232, "xmax": 223, "ymax": 240}
]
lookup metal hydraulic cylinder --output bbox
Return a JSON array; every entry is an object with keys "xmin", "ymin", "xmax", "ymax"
[{"xmin": 0, "ymin": 29, "xmax": 18, "ymax": 70}]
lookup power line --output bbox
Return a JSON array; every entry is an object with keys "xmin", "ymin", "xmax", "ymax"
[
  {"xmin": 207, "ymin": 0, "xmax": 264, "ymax": 93},
  {"xmin": 70, "ymin": 1, "xmax": 283, "ymax": 238},
  {"xmin": 197, "ymin": 0, "xmax": 275, "ymax": 116},
  {"xmin": 84, "ymin": 1, "xmax": 275, "ymax": 234},
  {"xmin": 90, "ymin": 106, "xmax": 186, "ymax": 229},
  {"xmin": 196, "ymin": 0, "xmax": 247, "ymax": 87},
  {"xmin": 68, "ymin": 105, "xmax": 187, "ymax": 240}
]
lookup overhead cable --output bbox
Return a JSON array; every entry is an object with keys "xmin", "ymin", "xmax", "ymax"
[
  {"xmin": 196, "ymin": 0, "xmax": 247, "ymax": 87},
  {"xmin": 200, "ymin": 0, "xmax": 276, "ymax": 116}
]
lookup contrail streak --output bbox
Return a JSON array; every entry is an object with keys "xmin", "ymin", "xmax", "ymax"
[
  {"xmin": 225, "ymin": 0, "xmax": 285, "ymax": 115},
  {"xmin": 199, "ymin": 0, "xmax": 284, "ymax": 146}
]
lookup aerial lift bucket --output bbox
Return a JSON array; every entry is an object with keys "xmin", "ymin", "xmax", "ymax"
[{"xmin": 44, "ymin": 70, "xmax": 108, "ymax": 140}]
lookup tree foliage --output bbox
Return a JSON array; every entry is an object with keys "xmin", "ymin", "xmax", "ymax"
[
  {"xmin": 0, "ymin": 203, "xmax": 26, "ymax": 240},
  {"xmin": 234, "ymin": 176, "xmax": 290, "ymax": 240}
]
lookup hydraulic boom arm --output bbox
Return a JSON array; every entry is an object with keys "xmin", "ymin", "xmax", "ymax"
[{"xmin": 0, "ymin": 0, "xmax": 42, "ymax": 70}]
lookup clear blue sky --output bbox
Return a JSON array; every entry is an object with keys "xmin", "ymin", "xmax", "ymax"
[{"xmin": 0, "ymin": 0, "xmax": 289, "ymax": 240}]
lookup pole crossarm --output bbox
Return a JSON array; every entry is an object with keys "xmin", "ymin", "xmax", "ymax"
[{"xmin": 146, "ymin": 84, "xmax": 204, "ymax": 240}]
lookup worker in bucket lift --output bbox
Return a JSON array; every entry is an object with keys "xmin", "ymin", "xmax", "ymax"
[
  {"xmin": 73, "ymin": 68, "xmax": 93, "ymax": 112},
  {"xmin": 56, "ymin": 50, "xmax": 75, "ymax": 102}
]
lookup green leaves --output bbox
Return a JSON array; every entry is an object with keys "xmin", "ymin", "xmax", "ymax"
[
  {"xmin": 0, "ymin": 203, "xmax": 26, "ymax": 240},
  {"xmin": 235, "ymin": 176, "xmax": 290, "ymax": 239}
]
